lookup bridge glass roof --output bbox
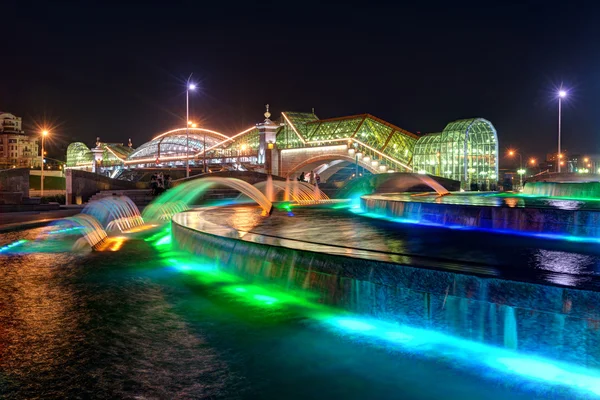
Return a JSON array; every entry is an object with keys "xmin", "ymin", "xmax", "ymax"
[
  {"xmin": 277, "ymin": 113, "xmax": 417, "ymax": 171},
  {"xmin": 413, "ymin": 118, "xmax": 498, "ymax": 186},
  {"xmin": 66, "ymin": 142, "xmax": 133, "ymax": 167},
  {"xmin": 66, "ymin": 142, "xmax": 93, "ymax": 167},
  {"xmin": 127, "ymin": 132, "xmax": 226, "ymax": 162}
]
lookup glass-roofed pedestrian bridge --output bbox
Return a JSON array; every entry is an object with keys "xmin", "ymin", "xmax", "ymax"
[{"xmin": 66, "ymin": 110, "xmax": 498, "ymax": 187}]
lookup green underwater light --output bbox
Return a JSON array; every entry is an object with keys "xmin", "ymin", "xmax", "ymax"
[
  {"xmin": 0, "ymin": 239, "xmax": 28, "ymax": 253},
  {"xmin": 165, "ymin": 232, "xmax": 600, "ymax": 397},
  {"xmin": 317, "ymin": 315, "xmax": 600, "ymax": 397}
]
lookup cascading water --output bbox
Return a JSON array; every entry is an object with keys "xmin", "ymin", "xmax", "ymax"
[
  {"xmin": 265, "ymin": 175, "xmax": 274, "ymax": 202},
  {"xmin": 503, "ymin": 305, "xmax": 518, "ymax": 350},
  {"xmin": 142, "ymin": 176, "xmax": 273, "ymax": 222},
  {"xmin": 284, "ymin": 177, "xmax": 290, "ymax": 202},
  {"xmin": 313, "ymin": 183, "xmax": 321, "ymax": 201},
  {"xmin": 64, "ymin": 214, "xmax": 108, "ymax": 249},
  {"xmin": 252, "ymin": 180, "xmax": 330, "ymax": 204},
  {"xmin": 82, "ymin": 196, "xmax": 144, "ymax": 231},
  {"xmin": 523, "ymin": 181, "xmax": 600, "ymax": 198},
  {"xmin": 292, "ymin": 179, "xmax": 299, "ymax": 203}
]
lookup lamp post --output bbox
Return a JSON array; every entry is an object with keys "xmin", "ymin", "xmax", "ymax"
[
  {"xmin": 41, "ymin": 130, "xmax": 48, "ymax": 197},
  {"xmin": 508, "ymin": 150, "xmax": 523, "ymax": 190},
  {"xmin": 557, "ymin": 89, "xmax": 567, "ymax": 173},
  {"xmin": 186, "ymin": 75, "xmax": 196, "ymax": 178}
]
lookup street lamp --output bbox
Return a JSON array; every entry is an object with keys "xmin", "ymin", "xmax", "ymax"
[
  {"xmin": 41, "ymin": 130, "xmax": 48, "ymax": 197},
  {"xmin": 557, "ymin": 89, "xmax": 567, "ymax": 173},
  {"xmin": 185, "ymin": 75, "xmax": 196, "ymax": 178},
  {"xmin": 508, "ymin": 149, "xmax": 523, "ymax": 190}
]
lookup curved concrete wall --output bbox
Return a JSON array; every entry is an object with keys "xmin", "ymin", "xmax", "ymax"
[
  {"xmin": 361, "ymin": 196, "xmax": 600, "ymax": 238},
  {"xmin": 172, "ymin": 216, "xmax": 600, "ymax": 368}
]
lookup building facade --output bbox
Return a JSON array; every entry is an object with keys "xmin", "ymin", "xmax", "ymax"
[{"xmin": 0, "ymin": 112, "xmax": 41, "ymax": 169}]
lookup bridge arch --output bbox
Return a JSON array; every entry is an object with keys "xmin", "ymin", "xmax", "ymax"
[{"xmin": 285, "ymin": 154, "xmax": 379, "ymax": 178}]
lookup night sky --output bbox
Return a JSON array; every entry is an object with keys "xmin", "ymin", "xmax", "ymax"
[{"xmin": 3, "ymin": 1, "xmax": 600, "ymax": 165}]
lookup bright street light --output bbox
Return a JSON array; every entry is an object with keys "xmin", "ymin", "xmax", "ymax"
[
  {"xmin": 41, "ymin": 130, "xmax": 49, "ymax": 197},
  {"xmin": 508, "ymin": 149, "xmax": 524, "ymax": 189},
  {"xmin": 557, "ymin": 88, "xmax": 567, "ymax": 173},
  {"xmin": 186, "ymin": 74, "xmax": 197, "ymax": 178}
]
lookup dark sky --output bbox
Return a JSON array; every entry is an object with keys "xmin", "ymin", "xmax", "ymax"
[{"xmin": 3, "ymin": 1, "xmax": 600, "ymax": 166}]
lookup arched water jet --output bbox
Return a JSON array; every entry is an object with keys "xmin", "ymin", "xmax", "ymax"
[
  {"xmin": 252, "ymin": 180, "xmax": 330, "ymax": 203},
  {"xmin": 411, "ymin": 175, "xmax": 451, "ymax": 197},
  {"xmin": 142, "ymin": 177, "xmax": 272, "ymax": 222},
  {"xmin": 372, "ymin": 173, "xmax": 451, "ymax": 197},
  {"xmin": 284, "ymin": 177, "xmax": 290, "ymax": 202},
  {"xmin": 64, "ymin": 214, "xmax": 108, "ymax": 249},
  {"xmin": 82, "ymin": 196, "xmax": 144, "ymax": 231},
  {"xmin": 265, "ymin": 175, "xmax": 274, "ymax": 202}
]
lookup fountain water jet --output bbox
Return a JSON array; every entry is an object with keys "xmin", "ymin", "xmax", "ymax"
[
  {"xmin": 82, "ymin": 196, "xmax": 144, "ymax": 231},
  {"xmin": 143, "ymin": 177, "xmax": 273, "ymax": 222},
  {"xmin": 64, "ymin": 214, "xmax": 108, "ymax": 249},
  {"xmin": 252, "ymin": 180, "xmax": 330, "ymax": 204},
  {"xmin": 284, "ymin": 177, "xmax": 290, "ymax": 202},
  {"xmin": 265, "ymin": 175, "xmax": 274, "ymax": 202}
]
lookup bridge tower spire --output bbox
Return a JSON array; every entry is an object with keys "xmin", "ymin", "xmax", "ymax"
[{"xmin": 256, "ymin": 104, "xmax": 281, "ymax": 175}]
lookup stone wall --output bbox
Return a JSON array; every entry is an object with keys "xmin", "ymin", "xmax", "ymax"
[
  {"xmin": 0, "ymin": 168, "xmax": 29, "ymax": 204},
  {"xmin": 66, "ymin": 169, "xmax": 142, "ymax": 205}
]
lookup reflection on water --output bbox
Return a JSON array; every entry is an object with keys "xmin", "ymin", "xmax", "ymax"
[
  {"xmin": 544, "ymin": 199, "xmax": 586, "ymax": 210},
  {"xmin": 0, "ymin": 227, "xmax": 587, "ymax": 399},
  {"xmin": 0, "ymin": 228, "xmax": 232, "ymax": 398},
  {"xmin": 533, "ymin": 250, "xmax": 597, "ymax": 286}
]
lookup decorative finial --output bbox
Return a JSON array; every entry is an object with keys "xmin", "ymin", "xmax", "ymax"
[
  {"xmin": 264, "ymin": 104, "xmax": 271, "ymax": 120},
  {"xmin": 96, "ymin": 137, "xmax": 101, "ymax": 148},
  {"xmin": 128, "ymin": 138, "xmax": 132, "ymax": 148}
]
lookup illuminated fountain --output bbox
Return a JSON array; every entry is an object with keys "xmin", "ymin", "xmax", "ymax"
[
  {"xmin": 252, "ymin": 179, "xmax": 330, "ymax": 204},
  {"xmin": 82, "ymin": 196, "xmax": 144, "ymax": 232},
  {"xmin": 142, "ymin": 176, "xmax": 273, "ymax": 222},
  {"xmin": 53, "ymin": 214, "xmax": 108, "ymax": 250},
  {"xmin": 523, "ymin": 181, "xmax": 600, "ymax": 199},
  {"xmin": 10, "ymin": 170, "xmax": 600, "ymax": 397}
]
